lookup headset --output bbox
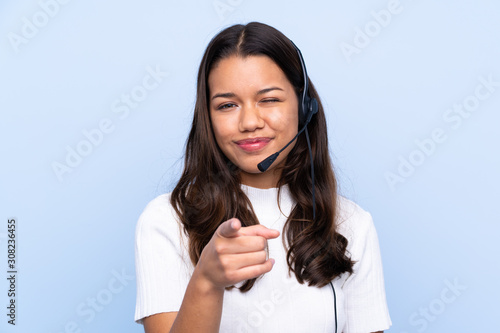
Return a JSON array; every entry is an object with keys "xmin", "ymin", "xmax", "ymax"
[
  {"xmin": 257, "ymin": 41, "xmax": 338, "ymax": 333},
  {"xmin": 256, "ymin": 40, "xmax": 318, "ymax": 173}
]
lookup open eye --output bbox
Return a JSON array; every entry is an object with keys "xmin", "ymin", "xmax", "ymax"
[{"xmin": 217, "ymin": 103, "xmax": 237, "ymax": 110}]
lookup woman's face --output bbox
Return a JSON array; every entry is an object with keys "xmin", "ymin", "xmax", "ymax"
[{"xmin": 208, "ymin": 55, "xmax": 299, "ymax": 189}]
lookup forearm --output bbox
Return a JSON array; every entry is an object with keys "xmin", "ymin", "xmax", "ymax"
[{"xmin": 170, "ymin": 268, "xmax": 224, "ymax": 333}]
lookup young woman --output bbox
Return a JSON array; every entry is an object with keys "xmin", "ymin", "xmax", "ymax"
[{"xmin": 134, "ymin": 22, "xmax": 391, "ymax": 333}]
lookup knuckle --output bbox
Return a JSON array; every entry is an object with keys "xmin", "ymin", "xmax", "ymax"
[
  {"xmin": 219, "ymin": 255, "xmax": 229, "ymax": 268},
  {"xmin": 214, "ymin": 241, "xmax": 227, "ymax": 254},
  {"xmin": 258, "ymin": 237, "xmax": 267, "ymax": 250},
  {"xmin": 250, "ymin": 265, "xmax": 265, "ymax": 278}
]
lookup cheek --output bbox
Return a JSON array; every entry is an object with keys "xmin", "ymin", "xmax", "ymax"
[
  {"xmin": 211, "ymin": 114, "xmax": 233, "ymax": 144},
  {"xmin": 267, "ymin": 107, "xmax": 298, "ymax": 131}
]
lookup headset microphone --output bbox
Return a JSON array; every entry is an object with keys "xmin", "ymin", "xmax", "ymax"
[{"xmin": 257, "ymin": 106, "xmax": 316, "ymax": 172}]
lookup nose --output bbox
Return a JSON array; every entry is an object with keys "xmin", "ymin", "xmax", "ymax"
[{"xmin": 238, "ymin": 104, "xmax": 265, "ymax": 132}]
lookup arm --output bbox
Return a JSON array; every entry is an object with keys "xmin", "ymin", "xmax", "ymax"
[
  {"xmin": 142, "ymin": 270, "xmax": 222, "ymax": 333},
  {"xmin": 142, "ymin": 218, "xmax": 279, "ymax": 333},
  {"xmin": 142, "ymin": 273, "xmax": 222, "ymax": 333},
  {"xmin": 143, "ymin": 312, "xmax": 177, "ymax": 333}
]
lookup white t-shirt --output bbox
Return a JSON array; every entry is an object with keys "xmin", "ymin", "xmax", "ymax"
[{"xmin": 135, "ymin": 184, "xmax": 392, "ymax": 333}]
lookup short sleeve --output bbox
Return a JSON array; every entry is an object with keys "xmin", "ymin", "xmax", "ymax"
[
  {"xmin": 134, "ymin": 194, "xmax": 192, "ymax": 324},
  {"xmin": 339, "ymin": 205, "xmax": 392, "ymax": 333}
]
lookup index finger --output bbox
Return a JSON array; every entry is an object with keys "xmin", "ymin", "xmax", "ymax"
[
  {"xmin": 217, "ymin": 218, "xmax": 241, "ymax": 238},
  {"xmin": 237, "ymin": 224, "xmax": 280, "ymax": 239}
]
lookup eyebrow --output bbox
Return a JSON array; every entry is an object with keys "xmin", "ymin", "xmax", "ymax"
[{"xmin": 211, "ymin": 87, "xmax": 284, "ymax": 100}]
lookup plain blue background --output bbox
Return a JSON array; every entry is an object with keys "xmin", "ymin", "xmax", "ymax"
[{"xmin": 1, "ymin": 0, "xmax": 499, "ymax": 332}]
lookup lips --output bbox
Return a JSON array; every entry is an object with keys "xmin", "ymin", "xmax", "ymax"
[{"xmin": 235, "ymin": 137, "xmax": 272, "ymax": 152}]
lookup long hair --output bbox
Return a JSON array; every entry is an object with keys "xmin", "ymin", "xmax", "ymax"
[{"xmin": 171, "ymin": 22, "xmax": 353, "ymax": 291}]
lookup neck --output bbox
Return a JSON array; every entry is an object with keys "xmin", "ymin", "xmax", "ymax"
[{"xmin": 239, "ymin": 169, "xmax": 281, "ymax": 189}]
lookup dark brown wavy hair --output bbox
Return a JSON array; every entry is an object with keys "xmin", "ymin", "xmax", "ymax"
[{"xmin": 171, "ymin": 22, "xmax": 353, "ymax": 291}]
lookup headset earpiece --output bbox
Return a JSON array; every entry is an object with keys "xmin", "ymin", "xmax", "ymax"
[
  {"xmin": 300, "ymin": 95, "xmax": 318, "ymax": 127},
  {"xmin": 309, "ymin": 97, "xmax": 318, "ymax": 117}
]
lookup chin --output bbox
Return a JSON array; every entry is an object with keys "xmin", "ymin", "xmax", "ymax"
[{"xmin": 238, "ymin": 164, "xmax": 262, "ymax": 174}]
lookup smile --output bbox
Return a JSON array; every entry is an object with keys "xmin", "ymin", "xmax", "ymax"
[{"xmin": 235, "ymin": 137, "xmax": 272, "ymax": 152}]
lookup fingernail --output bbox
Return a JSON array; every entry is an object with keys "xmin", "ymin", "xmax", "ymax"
[{"xmin": 270, "ymin": 258, "xmax": 275, "ymax": 266}]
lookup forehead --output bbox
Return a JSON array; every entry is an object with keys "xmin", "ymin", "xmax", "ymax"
[{"xmin": 208, "ymin": 55, "xmax": 291, "ymax": 95}]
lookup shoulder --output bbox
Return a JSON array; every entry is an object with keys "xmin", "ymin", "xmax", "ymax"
[
  {"xmin": 138, "ymin": 193, "xmax": 174, "ymax": 217},
  {"xmin": 135, "ymin": 193, "xmax": 184, "ymax": 244},
  {"xmin": 335, "ymin": 195, "xmax": 374, "ymax": 238},
  {"xmin": 335, "ymin": 195, "xmax": 378, "ymax": 260}
]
